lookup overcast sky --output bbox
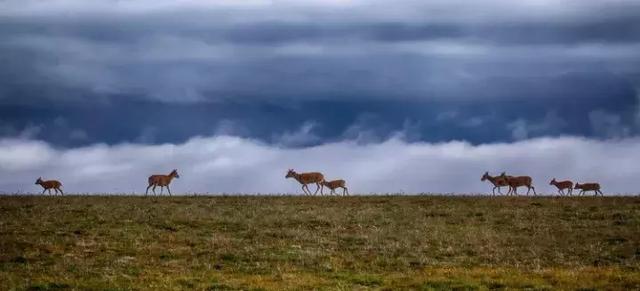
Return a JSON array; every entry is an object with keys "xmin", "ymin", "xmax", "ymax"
[{"xmin": 1, "ymin": 0, "xmax": 639, "ymax": 194}]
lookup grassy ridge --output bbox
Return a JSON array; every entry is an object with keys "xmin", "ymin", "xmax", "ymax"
[{"xmin": 0, "ymin": 195, "xmax": 639, "ymax": 290}]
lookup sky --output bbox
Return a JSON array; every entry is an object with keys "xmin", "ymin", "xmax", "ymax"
[{"xmin": 1, "ymin": 0, "xmax": 639, "ymax": 194}]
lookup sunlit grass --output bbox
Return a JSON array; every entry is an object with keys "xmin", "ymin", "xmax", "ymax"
[{"xmin": 1, "ymin": 195, "xmax": 639, "ymax": 290}]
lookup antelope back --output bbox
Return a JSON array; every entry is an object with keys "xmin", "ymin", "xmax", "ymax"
[
  {"xmin": 300, "ymin": 172, "xmax": 324, "ymax": 183},
  {"xmin": 508, "ymin": 176, "xmax": 532, "ymax": 186},
  {"xmin": 559, "ymin": 181, "xmax": 573, "ymax": 188},
  {"xmin": 42, "ymin": 180, "xmax": 61, "ymax": 188},
  {"xmin": 149, "ymin": 174, "xmax": 173, "ymax": 185},
  {"xmin": 579, "ymin": 183, "xmax": 600, "ymax": 190},
  {"xmin": 326, "ymin": 180, "xmax": 345, "ymax": 188}
]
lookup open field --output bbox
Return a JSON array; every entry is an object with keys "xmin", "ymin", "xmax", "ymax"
[{"xmin": 1, "ymin": 195, "xmax": 639, "ymax": 290}]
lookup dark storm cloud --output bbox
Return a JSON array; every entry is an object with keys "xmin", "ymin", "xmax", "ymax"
[
  {"xmin": 0, "ymin": 0, "xmax": 640, "ymax": 145},
  {"xmin": 1, "ymin": 0, "xmax": 639, "ymax": 105},
  {"xmin": 2, "ymin": 1, "xmax": 639, "ymax": 45}
]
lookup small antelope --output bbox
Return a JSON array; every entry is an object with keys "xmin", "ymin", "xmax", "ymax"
[
  {"xmin": 574, "ymin": 182, "xmax": 603, "ymax": 196},
  {"xmin": 480, "ymin": 172, "xmax": 510, "ymax": 196},
  {"xmin": 321, "ymin": 179, "xmax": 349, "ymax": 196},
  {"xmin": 550, "ymin": 178, "xmax": 573, "ymax": 196},
  {"xmin": 146, "ymin": 169, "xmax": 180, "ymax": 196},
  {"xmin": 501, "ymin": 172, "xmax": 536, "ymax": 196},
  {"xmin": 35, "ymin": 177, "xmax": 63, "ymax": 195},
  {"xmin": 285, "ymin": 169, "xmax": 324, "ymax": 195}
]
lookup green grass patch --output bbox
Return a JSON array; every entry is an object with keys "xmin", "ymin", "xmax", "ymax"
[{"xmin": 0, "ymin": 195, "xmax": 639, "ymax": 289}]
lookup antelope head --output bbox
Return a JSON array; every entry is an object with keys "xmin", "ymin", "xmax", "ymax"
[
  {"xmin": 481, "ymin": 171, "xmax": 489, "ymax": 181},
  {"xmin": 35, "ymin": 177, "xmax": 43, "ymax": 185},
  {"xmin": 171, "ymin": 169, "xmax": 180, "ymax": 179},
  {"xmin": 285, "ymin": 169, "xmax": 296, "ymax": 179},
  {"xmin": 549, "ymin": 178, "xmax": 556, "ymax": 185}
]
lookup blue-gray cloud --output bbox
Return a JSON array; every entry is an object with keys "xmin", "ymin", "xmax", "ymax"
[
  {"xmin": 1, "ymin": 0, "xmax": 639, "ymax": 103},
  {"xmin": 0, "ymin": 0, "xmax": 639, "ymax": 146}
]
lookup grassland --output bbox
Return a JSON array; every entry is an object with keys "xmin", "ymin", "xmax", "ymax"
[{"xmin": 1, "ymin": 195, "xmax": 639, "ymax": 290}]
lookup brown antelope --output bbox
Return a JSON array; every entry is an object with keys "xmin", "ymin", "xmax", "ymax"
[
  {"xmin": 574, "ymin": 182, "xmax": 603, "ymax": 196},
  {"xmin": 321, "ymin": 179, "xmax": 349, "ymax": 196},
  {"xmin": 550, "ymin": 178, "xmax": 573, "ymax": 196},
  {"xmin": 146, "ymin": 169, "xmax": 180, "ymax": 196},
  {"xmin": 480, "ymin": 171, "xmax": 510, "ymax": 196},
  {"xmin": 285, "ymin": 169, "xmax": 324, "ymax": 195},
  {"xmin": 500, "ymin": 172, "xmax": 536, "ymax": 196},
  {"xmin": 35, "ymin": 177, "xmax": 63, "ymax": 195}
]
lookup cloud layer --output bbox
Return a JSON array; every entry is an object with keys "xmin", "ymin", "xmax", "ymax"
[
  {"xmin": 0, "ymin": 1, "xmax": 639, "ymax": 192},
  {"xmin": 1, "ymin": 135, "xmax": 638, "ymax": 195},
  {"xmin": 1, "ymin": 0, "xmax": 639, "ymax": 103}
]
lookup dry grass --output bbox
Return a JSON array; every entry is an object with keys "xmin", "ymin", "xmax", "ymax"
[{"xmin": 1, "ymin": 195, "xmax": 639, "ymax": 290}]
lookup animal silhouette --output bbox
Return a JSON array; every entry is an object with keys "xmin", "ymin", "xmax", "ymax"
[
  {"xmin": 501, "ymin": 172, "xmax": 536, "ymax": 195},
  {"xmin": 146, "ymin": 169, "xmax": 180, "ymax": 196},
  {"xmin": 285, "ymin": 169, "xmax": 324, "ymax": 195},
  {"xmin": 550, "ymin": 178, "xmax": 573, "ymax": 196},
  {"xmin": 574, "ymin": 182, "xmax": 603, "ymax": 196},
  {"xmin": 481, "ymin": 172, "xmax": 510, "ymax": 195},
  {"xmin": 321, "ymin": 179, "xmax": 349, "ymax": 196},
  {"xmin": 35, "ymin": 177, "xmax": 63, "ymax": 195}
]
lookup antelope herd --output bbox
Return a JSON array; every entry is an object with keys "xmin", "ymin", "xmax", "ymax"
[
  {"xmin": 285, "ymin": 169, "xmax": 349, "ymax": 196},
  {"xmin": 32, "ymin": 169, "xmax": 603, "ymax": 196},
  {"xmin": 481, "ymin": 172, "xmax": 603, "ymax": 196}
]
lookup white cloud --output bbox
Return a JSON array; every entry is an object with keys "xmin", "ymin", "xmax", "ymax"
[
  {"xmin": 272, "ymin": 121, "xmax": 320, "ymax": 146},
  {"xmin": 135, "ymin": 127, "xmax": 158, "ymax": 144},
  {"xmin": 507, "ymin": 119, "xmax": 529, "ymax": 140},
  {"xmin": 589, "ymin": 110, "xmax": 631, "ymax": 138},
  {"xmin": 507, "ymin": 111, "xmax": 567, "ymax": 140},
  {"xmin": 1, "ymin": 135, "xmax": 639, "ymax": 195}
]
